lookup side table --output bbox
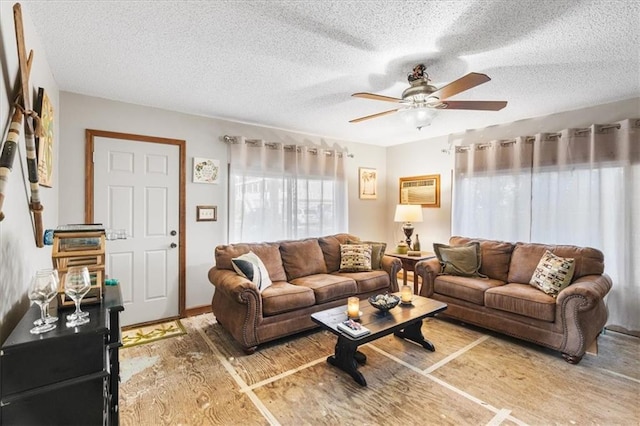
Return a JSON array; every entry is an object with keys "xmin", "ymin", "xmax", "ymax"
[{"xmin": 385, "ymin": 251, "xmax": 436, "ymax": 294}]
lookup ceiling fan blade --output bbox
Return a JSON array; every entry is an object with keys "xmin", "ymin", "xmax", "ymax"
[
  {"xmin": 430, "ymin": 72, "xmax": 491, "ymax": 100},
  {"xmin": 349, "ymin": 108, "xmax": 399, "ymax": 123},
  {"xmin": 441, "ymin": 100, "xmax": 508, "ymax": 111},
  {"xmin": 352, "ymin": 92, "xmax": 403, "ymax": 103}
]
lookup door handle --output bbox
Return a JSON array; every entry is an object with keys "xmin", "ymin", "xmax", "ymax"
[{"xmin": 170, "ymin": 243, "xmax": 177, "ymax": 249}]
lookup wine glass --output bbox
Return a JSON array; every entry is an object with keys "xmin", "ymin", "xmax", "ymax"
[
  {"xmin": 28, "ymin": 273, "xmax": 57, "ymax": 334},
  {"xmin": 64, "ymin": 266, "xmax": 91, "ymax": 327},
  {"xmin": 33, "ymin": 269, "xmax": 59, "ymax": 326}
]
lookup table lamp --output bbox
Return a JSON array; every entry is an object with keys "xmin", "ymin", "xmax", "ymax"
[{"xmin": 394, "ymin": 204, "xmax": 423, "ymax": 248}]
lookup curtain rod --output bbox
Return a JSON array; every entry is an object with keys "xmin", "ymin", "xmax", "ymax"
[
  {"xmin": 454, "ymin": 121, "xmax": 626, "ymax": 153},
  {"xmin": 222, "ymin": 135, "xmax": 354, "ymax": 158}
]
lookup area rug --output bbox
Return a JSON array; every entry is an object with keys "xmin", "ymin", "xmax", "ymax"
[{"xmin": 121, "ymin": 319, "xmax": 186, "ymax": 348}]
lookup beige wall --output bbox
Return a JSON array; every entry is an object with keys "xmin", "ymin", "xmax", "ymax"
[
  {"xmin": 0, "ymin": 2, "xmax": 60, "ymax": 343},
  {"xmin": 386, "ymin": 97, "xmax": 640, "ymax": 253},
  {"xmin": 59, "ymin": 92, "xmax": 388, "ymax": 310}
]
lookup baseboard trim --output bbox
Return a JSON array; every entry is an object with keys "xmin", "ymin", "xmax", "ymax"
[
  {"xmin": 605, "ymin": 325, "xmax": 640, "ymax": 338},
  {"xmin": 184, "ymin": 305, "xmax": 212, "ymax": 317}
]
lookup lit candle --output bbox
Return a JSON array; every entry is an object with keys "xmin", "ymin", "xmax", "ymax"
[
  {"xmin": 347, "ymin": 297, "xmax": 360, "ymax": 319},
  {"xmin": 401, "ymin": 285, "xmax": 413, "ymax": 304}
]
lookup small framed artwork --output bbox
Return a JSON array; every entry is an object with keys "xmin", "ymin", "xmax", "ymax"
[
  {"xmin": 399, "ymin": 174, "xmax": 440, "ymax": 208},
  {"xmin": 196, "ymin": 205, "xmax": 217, "ymax": 222},
  {"xmin": 358, "ymin": 167, "xmax": 377, "ymax": 199},
  {"xmin": 193, "ymin": 157, "xmax": 220, "ymax": 184},
  {"xmin": 34, "ymin": 87, "xmax": 54, "ymax": 187}
]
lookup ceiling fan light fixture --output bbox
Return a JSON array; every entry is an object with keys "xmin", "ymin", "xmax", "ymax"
[
  {"xmin": 400, "ymin": 106, "xmax": 437, "ymax": 130},
  {"xmin": 349, "ymin": 66, "xmax": 507, "ymax": 124}
]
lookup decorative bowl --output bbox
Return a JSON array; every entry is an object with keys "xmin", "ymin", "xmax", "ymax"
[{"xmin": 368, "ymin": 293, "xmax": 400, "ymax": 312}]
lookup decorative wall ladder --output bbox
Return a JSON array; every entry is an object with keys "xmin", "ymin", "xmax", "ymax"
[{"xmin": 0, "ymin": 3, "xmax": 44, "ymax": 247}]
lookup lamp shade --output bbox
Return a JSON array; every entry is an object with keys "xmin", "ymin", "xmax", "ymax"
[{"xmin": 394, "ymin": 204, "xmax": 423, "ymax": 223}]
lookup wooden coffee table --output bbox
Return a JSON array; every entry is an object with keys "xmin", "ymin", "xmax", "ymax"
[{"xmin": 311, "ymin": 294, "xmax": 447, "ymax": 386}]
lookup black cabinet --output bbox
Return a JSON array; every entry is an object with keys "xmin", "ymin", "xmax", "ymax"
[{"xmin": 0, "ymin": 285, "xmax": 123, "ymax": 425}]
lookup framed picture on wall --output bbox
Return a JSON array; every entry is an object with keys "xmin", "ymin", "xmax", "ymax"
[
  {"xmin": 358, "ymin": 167, "xmax": 377, "ymax": 199},
  {"xmin": 34, "ymin": 87, "xmax": 54, "ymax": 187},
  {"xmin": 193, "ymin": 157, "xmax": 220, "ymax": 184},
  {"xmin": 196, "ymin": 205, "xmax": 217, "ymax": 221},
  {"xmin": 399, "ymin": 174, "xmax": 440, "ymax": 207}
]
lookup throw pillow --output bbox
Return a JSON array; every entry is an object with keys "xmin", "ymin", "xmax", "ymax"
[
  {"xmin": 279, "ymin": 239, "xmax": 327, "ymax": 280},
  {"xmin": 339, "ymin": 244, "xmax": 372, "ymax": 272},
  {"xmin": 529, "ymin": 250, "xmax": 575, "ymax": 297},
  {"xmin": 433, "ymin": 241, "xmax": 485, "ymax": 277},
  {"xmin": 347, "ymin": 239, "xmax": 386, "ymax": 270},
  {"xmin": 231, "ymin": 251, "xmax": 273, "ymax": 292}
]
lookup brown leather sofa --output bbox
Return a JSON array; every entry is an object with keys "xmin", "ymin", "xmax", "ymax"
[
  {"xmin": 416, "ymin": 236, "xmax": 612, "ymax": 364},
  {"xmin": 208, "ymin": 233, "xmax": 402, "ymax": 353}
]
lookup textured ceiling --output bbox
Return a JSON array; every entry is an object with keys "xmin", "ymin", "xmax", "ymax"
[{"xmin": 21, "ymin": 0, "xmax": 640, "ymax": 146}]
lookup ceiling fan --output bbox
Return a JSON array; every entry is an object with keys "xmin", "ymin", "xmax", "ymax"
[{"xmin": 350, "ymin": 64, "xmax": 507, "ymax": 126}]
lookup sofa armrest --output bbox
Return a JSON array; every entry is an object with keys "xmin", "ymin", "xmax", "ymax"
[
  {"xmin": 556, "ymin": 274, "xmax": 612, "ymax": 311},
  {"xmin": 208, "ymin": 267, "xmax": 263, "ymax": 352},
  {"xmin": 381, "ymin": 255, "xmax": 402, "ymax": 292},
  {"xmin": 415, "ymin": 257, "xmax": 442, "ymax": 297},
  {"xmin": 555, "ymin": 273, "xmax": 612, "ymax": 358},
  {"xmin": 208, "ymin": 267, "xmax": 260, "ymax": 303}
]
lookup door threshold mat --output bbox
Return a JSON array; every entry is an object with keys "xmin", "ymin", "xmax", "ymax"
[{"xmin": 122, "ymin": 319, "xmax": 186, "ymax": 348}]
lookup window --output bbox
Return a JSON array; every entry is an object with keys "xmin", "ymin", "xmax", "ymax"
[{"xmin": 228, "ymin": 142, "xmax": 347, "ymax": 243}]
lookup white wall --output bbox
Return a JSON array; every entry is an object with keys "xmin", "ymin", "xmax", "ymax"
[
  {"xmin": 0, "ymin": 2, "xmax": 59, "ymax": 343},
  {"xmin": 386, "ymin": 97, "xmax": 640, "ymax": 252},
  {"xmin": 59, "ymin": 92, "xmax": 388, "ymax": 310}
]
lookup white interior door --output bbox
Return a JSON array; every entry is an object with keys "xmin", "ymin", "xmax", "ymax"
[{"xmin": 93, "ymin": 137, "xmax": 180, "ymax": 326}]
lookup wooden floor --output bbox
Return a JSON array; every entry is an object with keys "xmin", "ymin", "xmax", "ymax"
[{"xmin": 119, "ymin": 314, "xmax": 639, "ymax": 425}]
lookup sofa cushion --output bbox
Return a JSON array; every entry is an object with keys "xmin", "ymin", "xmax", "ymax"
[
  {"xmin": 529, "ymin": 250, "xmax": 576, "ymax": 297},
  {"xmin": 339, "ymin": 244, "xmax": 372, "ymax": 272},
  {"xmin": 280, "ymin": 238, "xmax": 327, "ymax": 280},
  {"xmin": 485, "ymin": 283, "xmax": 556, "ymax": 322},
  {"xmin": 318, "ymin": 233, "xmax": 360, "ymax": 272},
  {"xmin": 231, "ymin": 251, "xmax": 272, "ymax": 292},
  {"xmin": 434, "ymin": 241, "xmax": 485, "ymax": 277},
  {"xmin": 508, "ymin": 243, "xmax": 604, "ymax": 284},
  {"xmin": 333, "ymin": 270, "xmax": 389, "ymax": 293},
  {"xmin": 261, "ymin": 282, "xmax": 316, "ymax": 316},
  {"xmin": 434, "ymin": 275, "xmax": 505, "ymax": 305},
  {"xmin": 215, "ymin": 243, "xmax": 287, "ymax": 282},
  {"xmin": 290, "ymin": 274, "xmax": 357, "ymax": 304},
  {"xmin": 450, "ymin": 237, "xmax": 514, "ymax": 282},
  {"xmin": 347, "ymin": 239, "xmax": 386, "ymax": 270}
]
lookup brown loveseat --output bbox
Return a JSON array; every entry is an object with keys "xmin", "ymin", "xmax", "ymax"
[
  {"xmin": 416, "ymin": 236, "xmax": 612, "ymax": 364},
  {"xmin": 208, "ymin": 233, "xmax": 402, "ymax": 353}
]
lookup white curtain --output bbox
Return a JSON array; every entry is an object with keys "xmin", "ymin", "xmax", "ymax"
[
  {"xmin": 453, "ymin": 137, "xmax": 533, "ymax": 242},
  {"xmin": 228, "ymin": 138, "xmax": 348, "ymax": 243},
  {"xmin": 453, "ymin": 119, "xmax": 640, "ymax": 332}
]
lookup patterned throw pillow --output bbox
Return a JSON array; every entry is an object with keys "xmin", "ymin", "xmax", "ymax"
[
  {"xmin": 529, "ymin": 250, "xmax": 575, "ymax": 297},
  {"xmin": 433, "ymin": 241, "xmax": 486, "ymax": 277},
  {"xmin": 231, "ymin": 251, "xmax": 272, "ymax": 292},
  {"xmin": 347, "ymin": 239, "xmax": 386, "ymax": 270},
  {"xmin": 339, "ymin": 244, "xmax": 372, "ymax": 272}
]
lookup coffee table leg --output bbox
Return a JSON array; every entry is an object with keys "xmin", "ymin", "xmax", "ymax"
[
  {"xmin": 327, "ymin": 337, "xmax": 367, "ymax": 386},
  {"xmin": 394, "ymin": 320, "xmax": 435, "ymax": 351}
]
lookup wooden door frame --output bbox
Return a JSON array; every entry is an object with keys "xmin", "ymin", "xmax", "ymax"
[{"xmin": 85, "ymin": 129, "xmax": 186, "ymax": 318}]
